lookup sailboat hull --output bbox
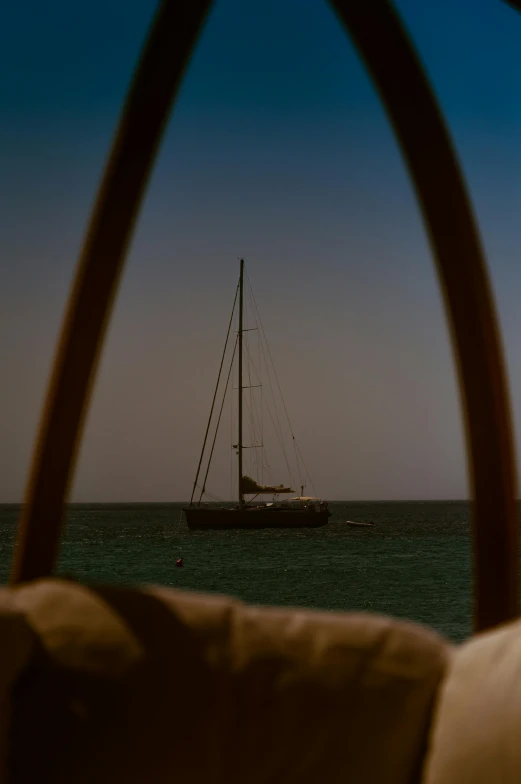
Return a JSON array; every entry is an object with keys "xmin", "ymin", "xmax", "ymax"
[{"xmin": 182, "ymin": 507, "xmax": 330, "ymax": 529}]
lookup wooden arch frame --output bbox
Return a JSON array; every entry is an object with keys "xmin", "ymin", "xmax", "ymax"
[{"xmin": 11, "ymin": 0, "xmax": 519, "ymax": 634}]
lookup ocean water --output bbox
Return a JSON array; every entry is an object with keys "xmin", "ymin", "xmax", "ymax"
[{"xmin": 0, "ymin": 501, "xmax": 476, "ymax": 642}]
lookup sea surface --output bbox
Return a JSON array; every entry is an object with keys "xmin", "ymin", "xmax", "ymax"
[{"xmin": 0, "ymin": 501, "xmax": 481, "ymax": 642}]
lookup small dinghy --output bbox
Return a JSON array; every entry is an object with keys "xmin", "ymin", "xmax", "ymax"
[{"xmin": 346, "ymin": 520, "xmax": 375, "ymax": 528}]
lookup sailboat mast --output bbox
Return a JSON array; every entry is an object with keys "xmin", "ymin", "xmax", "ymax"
[{"xmin": 238, "ymin": 258, "xmax": 244, "ymax": 507}]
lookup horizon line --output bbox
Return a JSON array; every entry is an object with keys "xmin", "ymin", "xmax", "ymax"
[{"xmin": 0, "ymin": 498, "xmax": 484, "ymax": 506}]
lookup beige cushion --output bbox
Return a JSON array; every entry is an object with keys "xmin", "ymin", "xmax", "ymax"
[
  {"xmin": 8, "ymin": 579, "xmax": 450, "ymax": 783},
  {"xmin": 0, "ymin": 590, "xmax": 34, "ymax": 783},
  {"xmin": 423, "ymin": 617, "xmax": 521, "ymax": 784}
]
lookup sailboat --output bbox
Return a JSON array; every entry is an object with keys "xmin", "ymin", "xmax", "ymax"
[{"xmin": 183, "ymin": 259, "xmax": 331, "ymax": 529}]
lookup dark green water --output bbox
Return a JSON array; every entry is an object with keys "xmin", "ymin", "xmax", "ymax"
[{"xmin": 0, "ymin": 501, "xmax": 474, "ymax": 642}]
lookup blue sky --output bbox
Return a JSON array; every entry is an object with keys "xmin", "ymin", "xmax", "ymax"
[{"xmin": 1, "ymin": 0, "xmax": 521, "ymax": 501}]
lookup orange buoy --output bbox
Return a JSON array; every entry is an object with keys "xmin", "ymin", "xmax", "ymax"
[{"xmin": 176, "ymin": 558, "xmax": 184, "ymax": 568}]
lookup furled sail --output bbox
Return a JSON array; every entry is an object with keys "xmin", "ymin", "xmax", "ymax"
[{"xmin": 240, "ymin": 475, "xmax": 295, "ymax": 495}]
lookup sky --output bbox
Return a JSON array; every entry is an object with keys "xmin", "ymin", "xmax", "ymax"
[{"xmin": 1, "ymin": 0, "xmax": 521, "ymax": 502}]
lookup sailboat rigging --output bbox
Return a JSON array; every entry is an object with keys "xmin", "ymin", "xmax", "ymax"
[{"xmin": 183, "ymin": 259, "xmax": 331, "ymax": 529}]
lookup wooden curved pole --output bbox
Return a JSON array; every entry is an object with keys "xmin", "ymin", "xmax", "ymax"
[
  {"xmin": 11, "ymin": 0, "xmax": 213, "ymax": 584},
  {"xmin": 12, "ymin": 0, "xmax": 518, "ymax": 634},
  {"xmin": 330, "ymin": 0, "xmax": 518, "ymax": 632}
]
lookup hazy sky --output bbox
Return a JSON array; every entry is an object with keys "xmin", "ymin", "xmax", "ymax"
[{"xmin": 2, "ymin": 0, "xmax": 521, "ymax": 502}]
